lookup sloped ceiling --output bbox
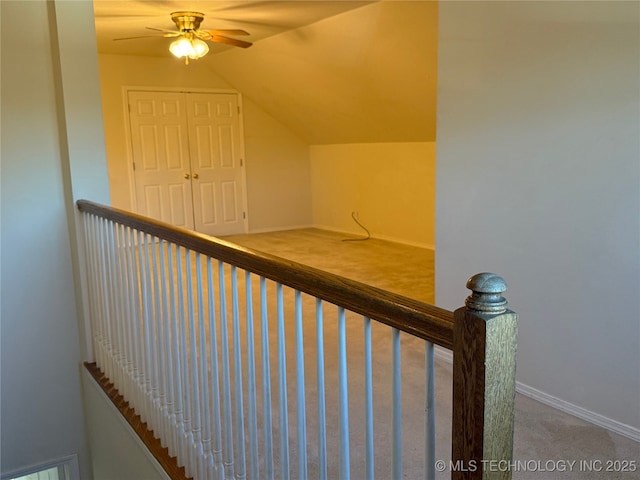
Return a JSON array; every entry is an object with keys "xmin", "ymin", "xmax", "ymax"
[{"xmin": 94, "ymin": 0, "xmax": 438, "ymax": 145}]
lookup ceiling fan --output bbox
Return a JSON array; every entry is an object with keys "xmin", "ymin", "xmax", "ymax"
[{"xmin": 114, "ymin": 11, "xmax": 252, "ymax": 64}]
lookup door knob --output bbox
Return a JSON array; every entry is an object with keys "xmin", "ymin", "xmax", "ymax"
[
  {"xmin": 193, "ymin": 173, "xmax": 199, "ymax": 179},
  {"xmin": 184, "ymin": 173, "xmax": 190, "ymax": 179}
]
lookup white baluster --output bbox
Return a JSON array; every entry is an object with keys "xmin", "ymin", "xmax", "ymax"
[
  {"xmin": 158, "ymin": 239, "xmax": 175, "ymax": 454},
  {"xmin": 196, "ymin": 254, "xmax": 214, "ymax": 479},
  {"xmin": 392, "ymin": 328, "xmax": 402, "ymax": 480},
  {"xmin": 113, "ymin": 223, "xmax": 130, "ymax": 399},
  {"xmin": 260, "ymin": 277, "xmax": 274, "ymax": 480},
  {"xmin": 138, "ymin": 231, "xmax": 154, "ymax": 425},
  {"xmin": 315, "ymin": 299, "xmax": 327, "ymax": 480},
  {"xmin": 295, "ymin": 290, "xmax": 308, "ymax": 480},
  {"xmin": 338, "ymin": 307, "xmax": 350, "ymax": 480},
  {"xmin": 84, "ymin": 215, "xmax": 99, "ymax": 365},
  {"xmin": 109, "ymin": 222, "xmax": 120, "ymax": 377},
  {"xmin": 150, "ymin": 236, "xmax": 166, "ymax": 442},
  {"xmin": 231, "ymin": 266, "xmax": 247, "ymax": 480},
  {"xmin": 276, "ymin": 283, "xmax": 290, "ymax": 480},
  {"xmin": 129, "ymin": 228, "xmax": 145, "ymax": 419},
  {"xmin": 111, "ymin": 222, "xmax": 125, "ymax": 388},
  {"xmin": 144, "ymin": 234, "xmax": 160, "ymax": 435},
  {"xmin": 177, "ymin": 248, "xmax": 194, "ymax": 477},
  {"xmin": 104, "ymin": 221, "xmax": 120, "ymax": 389},
  {"xmin": 123, "ymin": 225, "xmax": 138, "ymax": 405},
  {"xmin": 131, "ymin": 228, "xmax": 143, "ymax": 399},
  {"xmin": 84, "ymin": 214, "xmax": 101, "ymax": 368},
  {"xmin": 425, "ymin": 341, "xmax": 435, "ymax": 480},
  {"xmin": 168, "ymin": 245, "xmax": 184, "ymax": 464},
  {"xmin": 218, "ymin": 261, "xmax": 236, "ymax": 480},
  {"xmin": 186, "ymin": 251, "xmax": 203, "ymax": 476},
  {"xmin": 106, "ymin": 219, "xmax": 120, "ymax": 384},
  {"xmin": 364, "ymin": 316, "xmax": 374, "ymax": 480},
  {"xmin": 206, "ymin": 257, "xmax": 224, "ymax": 480},
  {"xmin": 245, "ymin": 271, "xmax": 260, "ymax": 480},
  {"xmin": 96, "ymin": 218, "xmax": 110, "ymax": 379},
  {"xmin": 100, "ymin": 218, "xmax": 112, "ymax": 375}
]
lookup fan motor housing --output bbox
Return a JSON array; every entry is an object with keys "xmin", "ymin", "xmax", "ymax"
[{"xmin": 171, "ymin": 11, "xmax": 205, "ymax": 32}]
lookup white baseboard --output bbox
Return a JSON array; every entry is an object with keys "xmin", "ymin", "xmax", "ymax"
[
  {"xmin": 241, "ymin": 223, "xmax": 435, "ymax": 250},
  {"xmin": 246, "ymin": 223, "xmax": 314, "ymax": 234},
  {"xmin": 433, "ymin": 347, "xmax": 640, "ymax": 442},
  {"xmin": 515, "ymin": 382, "xmax": 640, "ymax": 442},
  {"xmin": 311, "ymin": 223, "xmax": 435, "ymax": 250}
]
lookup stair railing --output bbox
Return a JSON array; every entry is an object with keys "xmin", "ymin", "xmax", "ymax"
[{"xmin": 77, "ymin": 199, "xmax": 517, "ymax": 480}]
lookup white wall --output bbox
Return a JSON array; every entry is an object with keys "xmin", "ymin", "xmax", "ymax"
[
  {"xmin": 82, "ymin": 372, "xmax": 169, "ymax": 480},
  {"xmin": 98, "ymin": 54, "xmax": 312, "ymax": 232},
  {"xmin": 310, "ymin": 143, "xmax": 435, "ymax": 247},
  {"xmin": 1, "ymin": 0, "xmax": 110, "ymax": 477},
  {"xmin": 436, "ymin": 1, "xmax": 640, "ymax": 437}
]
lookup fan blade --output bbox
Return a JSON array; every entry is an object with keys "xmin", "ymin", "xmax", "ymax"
[
  {"xmin": 193, "ymin": 29, "xmax": 249, "ymax": 41},
  {"xmin": 206, "ymin": 29, "xmax": 250, "ymax": 36},
  {"xmin": 146, "ymin": 26, "xmax": 178, "ymax": 34},
  {"xmin": 113, "ymin": 35, "xmax": 164, "ymax": 41},
  {"xmin": 210, "ymin": 35, "xmax": 253, "ymax": 48}
]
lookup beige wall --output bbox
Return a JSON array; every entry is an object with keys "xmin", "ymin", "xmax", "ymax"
[
  {"xmin": 242, "ymin": 98, "xmax": 312, "ymax": 232},
  {"xmin": 95, "ymin": 2, "xmax": 438, "ymax": 243},
  {"xmin": 97, "ymin": 55, "xmax": 436, "ymax": 244},
  {"xmin": 97, "ymin": 54, "xmax": 312, "ymax": 231},
  {"xmin": 310, "ymin": 143, "xmax": 435, "ymax": 248},
  {"xmin": 209, "ymin": 1, "xmax": 438, "ymax": 145}
]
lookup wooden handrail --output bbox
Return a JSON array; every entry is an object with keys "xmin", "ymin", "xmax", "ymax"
[{"xmin": 77, "ymin": 200, "xmax": 455, "ymax": 349}]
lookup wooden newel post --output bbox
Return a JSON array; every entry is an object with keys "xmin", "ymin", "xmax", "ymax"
[{"xmin": 452, "ymin": 273, "xmax": 518, "ymax": 480}]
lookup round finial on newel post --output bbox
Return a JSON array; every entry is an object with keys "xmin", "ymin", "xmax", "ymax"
[{"xmin": 465, "ymin": 272, "xmax": 508, "ymax": 314}]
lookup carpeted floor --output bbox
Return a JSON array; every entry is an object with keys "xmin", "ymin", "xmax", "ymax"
[{"xmin": 220, "ymin": 228, "xmax": 639, "ymax": 480}]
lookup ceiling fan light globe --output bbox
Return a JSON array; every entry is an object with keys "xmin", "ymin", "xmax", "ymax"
[
  {"xmin": 169, "ymin": 37, "xmax": 194, "ymax": 58},
  {"xmin": 190, "ymin": 39, "xmax": 209, "ymax": 58},
  {"xmin": 169, "ymin": 37, "xmax": 209, "ymax": 60}
]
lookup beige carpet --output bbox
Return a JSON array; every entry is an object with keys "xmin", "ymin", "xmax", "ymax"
[{"xmin": 218, "ymin": 228, "xmax": 639, "ymax": 480}]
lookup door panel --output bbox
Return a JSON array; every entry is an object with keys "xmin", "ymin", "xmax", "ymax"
[
  {"xmin": 198, "ymin": 182, "xmax": 217, "ymax": 225},
  {"xmin": 221, "ymin": 181, "xmax": 239, "ymax": 223},
  {"xmin": 143, "ymin": 185, "xmax": 162, "ymax": 220},
  {"xmin": 168, "ymin": 183, "xmax": 190, "ymax": 226},
  {"xmin": 186, "ymin": 93, "xmax": 246, "ymax": 236},
  {"xmin": 128, "ymin": 91, "xmax": 194, "ymax": 230}
]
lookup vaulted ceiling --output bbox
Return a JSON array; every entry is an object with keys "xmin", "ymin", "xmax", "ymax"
[{"xmin": 93, "ymin": 1, "xmax": 438, "ymax": 145}]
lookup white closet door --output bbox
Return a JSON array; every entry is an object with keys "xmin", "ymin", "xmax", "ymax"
[
  {"xmin": 128, "ymin": 91, "xmax": 194, "ymax": 230},
  {"xmin": 128, "ymin": 90, "xmax": 248, "ymax": 236},
  {"xmin": 186, "ymin": 93, "xmax": 247, "ymax": 236}
]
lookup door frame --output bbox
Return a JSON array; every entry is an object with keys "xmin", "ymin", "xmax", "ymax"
[{"xmin": 122, "ymin": 86, "xmax": 249, "ymax": 234}]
